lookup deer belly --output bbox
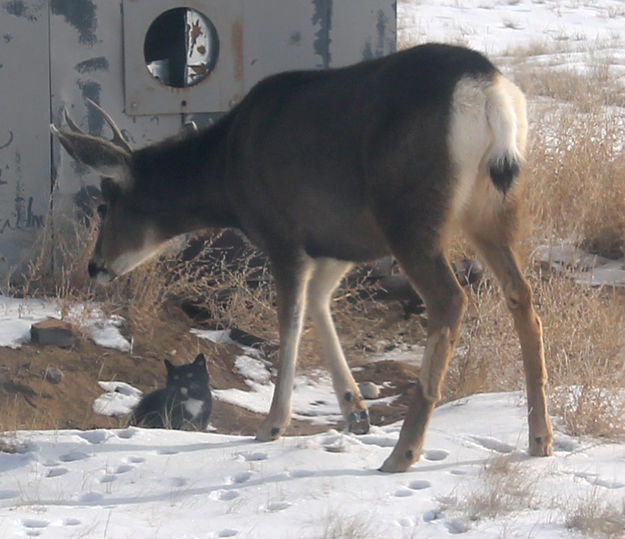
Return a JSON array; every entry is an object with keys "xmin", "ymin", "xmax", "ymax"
[{"xmin": 303, "ymin": 216, "xmax": 389, "ymax": 262}]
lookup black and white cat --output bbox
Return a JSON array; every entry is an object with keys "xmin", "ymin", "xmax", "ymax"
[{"xmin": 130, "ymin": 353, "xmax": 212, "ymax": 430}]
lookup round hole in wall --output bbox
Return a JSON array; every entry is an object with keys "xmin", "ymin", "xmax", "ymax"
[{"xmin": 144, "ymin": 7, "xmax": 219, "ymax": 88}]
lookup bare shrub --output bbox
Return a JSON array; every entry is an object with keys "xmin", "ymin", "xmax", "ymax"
[
  {"xmin": 321, "ymin": 510, "xmax": 384, "ymax": 539},
  {"xmin": 448, "ymin": 454, "xmax": 538, "ymax": 524},
  {"xmin": 526, "ymin": 105, "xmax": 625, "ymax": 259},
  {"xmin": 565, "ymin": 490, "xmax": 625, "ymax": 539}
]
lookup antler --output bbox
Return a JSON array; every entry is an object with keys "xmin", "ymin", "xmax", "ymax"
[{"xmin": 85, "ymin": 98, "xmax": 132, "ymax": 153}]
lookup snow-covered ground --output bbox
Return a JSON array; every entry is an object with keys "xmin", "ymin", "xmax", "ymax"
[
  {"xmin": 1, "ymin": 392, "xmax": 624, "ymax": 539},
  {"xmin": 2, "ymin": 1, "xmax": 625, "ymax": 537}
]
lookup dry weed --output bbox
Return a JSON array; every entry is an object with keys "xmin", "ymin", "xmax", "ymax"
[
  {"xmin": 448, "ymin": 454, "xmax": 538, "ymax": 524},
  {"xmin": 321, "ymin": 510, "xmax": 384, "ymax": 539},
  {"xmin": 564, "ymin": 489, "xmax": 625, "ymax": 539}
]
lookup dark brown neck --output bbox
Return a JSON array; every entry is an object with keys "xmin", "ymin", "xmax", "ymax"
[{"xmin": 129, "ymin": 115, "xmax": 239, "ymax": 236}]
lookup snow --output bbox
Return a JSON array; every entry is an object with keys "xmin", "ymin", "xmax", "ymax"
[
  {"xmin": 93, "ymin": 382, "xmax": 143, "ymax": 417},
  {"xmin": 1, "ymin": 392, "xmax": 624, "ymax": 538},
  {"xmin": 0, "ymin": 296, "xmax": 131, "ymax": 352},
  {"xmin": 2, "ymin": 1, "xmax": 625, "ymax": 537}
]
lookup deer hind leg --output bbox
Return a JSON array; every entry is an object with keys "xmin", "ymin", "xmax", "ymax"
[
  {"xmin": 256, "ymin": 254, "xmax": 313, "ymax": 442},
  {"xmin": 381, "ymin": 249, "xmax": 467, "ymax": 472},
  {"xmin": 307, "ymin": 258, "xmax": 370, "ymax": 434},
  {"xmin": 470, "ymin": 236, "xmax": 553, "ymax": 456}
]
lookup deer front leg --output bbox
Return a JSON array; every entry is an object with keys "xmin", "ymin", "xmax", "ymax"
[
  {"xmin": 307, "ymin": 258, "xmax": 370, "ymax": 434},
  {"xmin": 380, "ymin": 254, "xmax": 467, "ymax": 472},
  {"xmin": 256, "ymin": 256, "xmax": 313, "ymax": 442}
]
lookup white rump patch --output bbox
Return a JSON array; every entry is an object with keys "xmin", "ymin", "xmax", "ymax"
[
  {"xmin": 447, "ymin": 74, "xmax": 527, "ymax": 220},
  {"xmin": 448, "ymin": 76, "xmax": 491, "ymax": 219}
]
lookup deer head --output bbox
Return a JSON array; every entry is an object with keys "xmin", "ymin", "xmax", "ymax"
[{"xmin": 51, "ymin": 101, "xmax": 196, "ymax": 282}]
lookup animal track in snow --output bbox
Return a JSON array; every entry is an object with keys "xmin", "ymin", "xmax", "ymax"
[
  {"xmin": 219, "ymin": 490, "xmax": 239, "ymax": 501},
  {"xmin": 553, "ymin": 435, "xmax": 580, "ymax": 452},
  {"xmin": 393, "ymin": 488, "xmax": 414, "ymax": 497},
  {"xmin": 22, "ymin": 519, "xmax": 49, "ymax": 529},
  {"xmin": 78, "ymin": 431, "xmax": 109, "ymax": 444},
  {"xmin": 128, "ymin": 456, "xmax": 145, "ymax": 464},
  {"xmin": 469, "ymin": 435, "xmax": 514, "ymax": 453},
  {"xmin": 115, "ymin": 464, "xmax": 134, "ymax": 474},
  {"xmin": 232, "ymin": 471, "xmax": 254, "ymax": 484},
  {"xmin": 237, "ymin": 451, "xmax": 268, "ymax": 462},
  {"xmin": 578, "ymin": 473, "xmax": 625, "ymax": 490},
  {"xmin": 79, "ymin": 492, "xmax": 104, "ymax": 503},
  {"xmin": 423, "ymin": 449, "xmax": 449, "ymax": 461},
  {"xmin": 218, "ymin": 529, "xmax": 238, "ymax": 537},
  {"xmin": 100, "ymin": 473, "xmax": 116, "ymax": 483},
  {"xmin": 266, "ymin": 501, "xmax": 292, "ymax": 511},
  {"xmin": 168, "ymin": 477, "xmax": 187, "ymax": 488},
  {"xmin": 408, "ymin": 479, "xmax": 431, "ymax": 490},
  {"xmin": 46, "ymin": 467, "xmax": 68, "ymax": 478},
  {"xmin": 59, "ymin": 451, "xmax": 90, "ymax": 462},
  {"xmin": 116, "ymin": 428, "xmax": 137, "ymax": 439},
  {"xmin": 445, "ymin": 517, "xmax": 470, "ymax": 534}
]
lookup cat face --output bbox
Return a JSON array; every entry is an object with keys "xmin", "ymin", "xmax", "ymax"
[{"xmin": 164, "ymin": 354, "xmax": 210, "ymax": 399}]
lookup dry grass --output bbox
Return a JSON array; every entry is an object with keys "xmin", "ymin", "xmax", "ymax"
[
  {"xmin": 446, "ymin": 454, "xmax": 538, "ymax": 526},
  {"xmin": 321, "ymin": 510, "xmax": 384, "ymax": 539},
  {"xmin": 564, "ymin": 490, "xmax": 625, "ymax": 539}
]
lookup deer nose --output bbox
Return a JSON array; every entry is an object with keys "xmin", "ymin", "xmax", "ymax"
[
  {"xmin": 88, "ymin": 260, "xmax": 114, "ymax": 283},
  {"xmin": 88, "ymin": 261, "xmax": 101, "ymax": 278}
]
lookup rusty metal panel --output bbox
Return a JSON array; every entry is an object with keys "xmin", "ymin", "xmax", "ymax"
[
  {"xmin": 0, "ymin": 1, "xmax": 50, "ymax": 277},
  {"xmin": 242, "ymin": 0, "xmax": 396, "ymax": 98},
  {"xmin": 49, "ymin": 0, "xmax": 181, "ymax": 230},
  {"xmin": 123, "ymin": 0, "xmax": 244, "ymax": 115},
  {"xmin": 330, "ymin": 0, "xmax": 396, "ymax": 66}
]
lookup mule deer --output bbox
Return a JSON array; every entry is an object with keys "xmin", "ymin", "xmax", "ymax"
[{"xmin": 52, "ymin": 44, "xmax": 553, "ymax": 472}]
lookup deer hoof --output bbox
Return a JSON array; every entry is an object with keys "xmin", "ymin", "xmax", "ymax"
[
  {"xmin": 256, "ymin": 421, "xmax": 284, "ymax": 442},
  {"xmin": 347, "ymin": 409, "xmax": 370, "ymax": 435},
  {"xmin": 529, "ymin": 433, "xmax": 553, "ymax": 457},
  {"xmin": 379, "ymin": 453, "xmax": 412, "ymax": 473}
]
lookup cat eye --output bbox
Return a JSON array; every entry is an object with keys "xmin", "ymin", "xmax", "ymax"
[{"xmin": 187, "ymin": 373, "xmax": 193, "ymax": 378}]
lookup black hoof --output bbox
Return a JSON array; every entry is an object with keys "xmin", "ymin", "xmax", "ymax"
[{"xmin": 347, "ymin": 410, "xmax": 370, "ymax": 435}]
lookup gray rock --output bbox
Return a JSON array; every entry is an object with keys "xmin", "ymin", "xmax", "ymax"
[
  {"xmin": 44, "ymin": 367, "xmax": 64, "ymax": 384},
  {"xmin": 359, "ymin": 381, "xmax": 380, "ymax": 400}
]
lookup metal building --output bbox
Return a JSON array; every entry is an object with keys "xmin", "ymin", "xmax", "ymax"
[{"xmin": 0, "ymin": 0, "xmax": 396, "ymax": 281}]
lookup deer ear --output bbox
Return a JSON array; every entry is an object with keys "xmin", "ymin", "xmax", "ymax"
[{"xmin": 51, "ymin": 125, "xmax": 130, "ymax": 182}]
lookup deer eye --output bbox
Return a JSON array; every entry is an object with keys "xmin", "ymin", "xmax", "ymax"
[{"xmin": 97, "ymin": 204, "xmax": 107, "ymax": 218}]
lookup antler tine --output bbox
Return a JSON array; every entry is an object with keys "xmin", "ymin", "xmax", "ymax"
[
  {"xmin": 63, "ymin": 107, "xmax": 86, "ymax": 134},
  {"xmin": 85, "ymin": 98, "xmax": 132, "ymax": 153}
]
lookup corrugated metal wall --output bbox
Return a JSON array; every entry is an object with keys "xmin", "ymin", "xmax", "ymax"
[{"xmin": 0, "ymin": 0, "xmax": 396, "ymax": 281}]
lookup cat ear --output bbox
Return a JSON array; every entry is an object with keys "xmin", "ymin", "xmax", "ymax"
[{"xmin": 193, "ymin": 353, "xmax": 206, "ymax": 366}]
